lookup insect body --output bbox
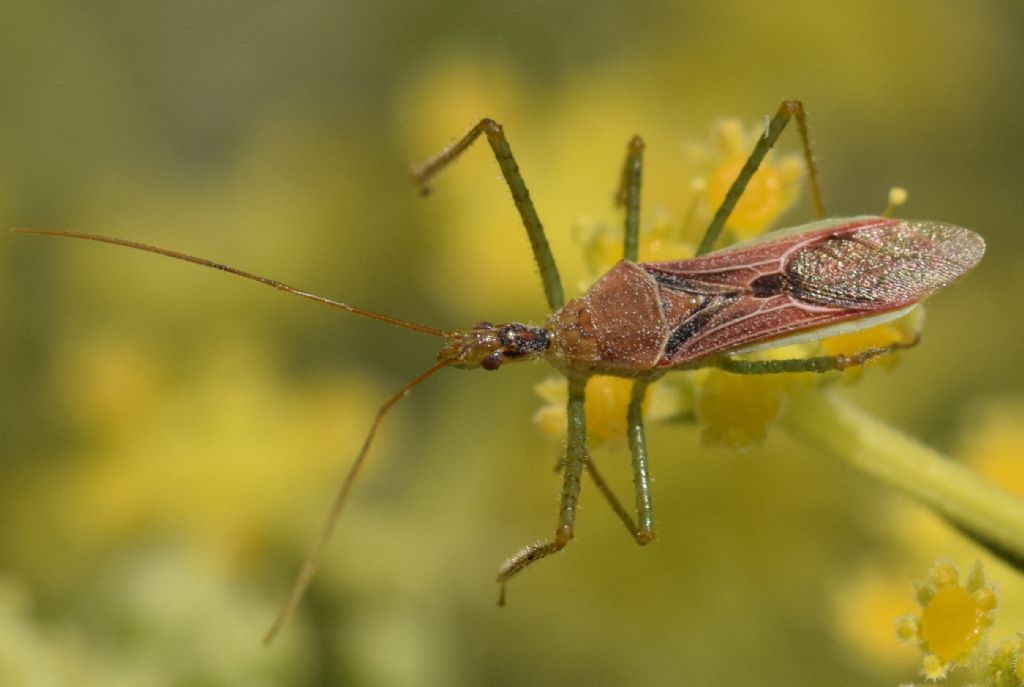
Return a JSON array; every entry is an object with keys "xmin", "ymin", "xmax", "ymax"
[
  {"xmin": 13, "ymin": 101, "xmax": 985, "ymax": 641},
  {"xmin": 545, "ymin": 216, "xmax": 983, "ymax": 375},
  {"xmin": 450, "ymin": 216, "xmax": 983, "ymax": 378}
]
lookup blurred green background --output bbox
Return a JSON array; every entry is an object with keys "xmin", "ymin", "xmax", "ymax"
[{"xmin": 2, "ymin": 2, "xmax": 1024, "ymax": 685}]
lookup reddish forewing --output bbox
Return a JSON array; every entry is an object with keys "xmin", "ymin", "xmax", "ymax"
[{"xmin": 642, "ymin": 216, "xmax": 985, "ymax": 368}]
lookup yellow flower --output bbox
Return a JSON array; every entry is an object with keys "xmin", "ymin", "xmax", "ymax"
[
  {"xmin": 534, "ymin": 375, "xmax": 680, "ymax": 443},
  {"xmin": 572, "ymin": 211, "xmax": 695, "ymax": 287},
  {"xmin": 694, "ymin": 362, "xmax": 795, "ymax": 449},
  {"xmin": 895, "ymin": 559, "xmax": 1000, "ymax": 682},
  {"xmin": 691, "ymin": 117, "xmax": 805, "ymax": 240}
]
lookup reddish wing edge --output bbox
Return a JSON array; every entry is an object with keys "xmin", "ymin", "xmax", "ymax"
[{"xmin": 643, "ymin": 217, "xmax": 985, "ymax": 367}]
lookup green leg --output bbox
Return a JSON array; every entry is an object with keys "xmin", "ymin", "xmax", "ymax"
[
  {"xmin": 585, "ymin": 377, "xmax": 657, "ymax": 543},
  {"xmin": 537, "ymin": 376, "xmax": 658, "ymax": 550},
  {"xmin": 615, "ymin": 135, "xmax": 645, "ymax": 263},
  {"xmin": 583, "ymin": 457, "xmax": 638, "ymax": 537},
  {"xmin": 410, "ymin": 119, "xmax": 564, "ymax": 310},
  {"xmin": 497, "ymin": 376, "xmax": 587, "ymax": 604},
  {"xmin": 696, "ymin": 100, "xmax": 825, "ymax": 257},
  {"xmin": 626, "ymin": 378, "xmax": 655, "ymax": 542},
  {"xmin": 711, "ymin": 336, "xmax": 919, "ymax": 375}
]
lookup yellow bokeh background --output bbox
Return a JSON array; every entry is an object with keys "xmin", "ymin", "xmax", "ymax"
[{"xmin": 2, "ymin": 2, "xmax": 1023, "ymax": 685}]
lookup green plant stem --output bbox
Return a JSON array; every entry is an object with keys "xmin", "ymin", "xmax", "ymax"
[{"xmin": 781, "ymin": 389, "xmax": 1024, "ymax": 567}]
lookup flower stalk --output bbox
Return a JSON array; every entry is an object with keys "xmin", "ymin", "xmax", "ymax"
[{"xmin": 781, "ymin": 389, "xmax": 1024, "ymax": 566}]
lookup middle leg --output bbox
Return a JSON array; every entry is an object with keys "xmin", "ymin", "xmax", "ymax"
[
  {"xmin": 615, "ymin": 135, "xmax": 645, "ymax": 263},
  {"xmin": 583, "ymin": 377, "xmax": 657, "ymax": 544}
]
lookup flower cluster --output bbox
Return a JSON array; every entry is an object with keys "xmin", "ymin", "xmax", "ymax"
[{"xmin": 895, "ymin": 559, "xmax": 1023, "ymax": 685}]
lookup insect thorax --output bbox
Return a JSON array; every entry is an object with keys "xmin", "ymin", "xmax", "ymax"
[{"xmin": 545, "ymin": 261, "xmax": 669, "ymax": 377}]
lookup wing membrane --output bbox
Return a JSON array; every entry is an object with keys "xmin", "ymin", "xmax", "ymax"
[{"xmin": 643, "ymin": 217, "xmax": 985, "ymax": 367}]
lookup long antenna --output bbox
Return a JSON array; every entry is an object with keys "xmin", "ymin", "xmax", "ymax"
[
  {"xmin": 263, "ymin": 358, "xmax": 452, "ymax": 644},
  {"xmin": 11, "ymin": 228, "xmax": 451, "ymax": 338},
  {"xmin": 13, "ymin": 226, "xmax": 462, "ymax": 641}
]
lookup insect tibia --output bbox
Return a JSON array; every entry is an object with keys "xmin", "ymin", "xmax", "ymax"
[{"xmin": 438, "ymin": 322, "xmax": 549, "ymax": 370}]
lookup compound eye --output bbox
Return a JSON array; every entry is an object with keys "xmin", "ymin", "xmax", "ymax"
[{"xmin": 481, "ymin": 351, "xmax": 504, "ymax": 371}]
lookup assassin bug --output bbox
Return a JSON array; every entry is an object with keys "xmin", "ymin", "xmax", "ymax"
[{"xmin": 13, "ymin": 100, "xmax": 985, "ymax": 642}]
